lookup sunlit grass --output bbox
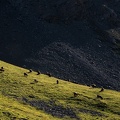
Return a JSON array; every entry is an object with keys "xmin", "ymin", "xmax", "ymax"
[{"xmin": 0, "ymin": 60, "xmax": 120, "ymax": 120}]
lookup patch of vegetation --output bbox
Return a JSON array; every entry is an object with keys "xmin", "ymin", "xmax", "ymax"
[{"xmin": 0, "ymin": 60, "xmax": 120, "ymax": 120}]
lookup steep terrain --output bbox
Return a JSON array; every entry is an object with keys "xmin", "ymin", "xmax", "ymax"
[
  {"xmin": 0, "ymin": 0, "xmax": 120, "ymax": 90},
  {"xmin": 0, "ymin": 60, "xmax": 120, "ymax": 120}
]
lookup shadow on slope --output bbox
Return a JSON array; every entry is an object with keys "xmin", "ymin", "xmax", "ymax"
[{"xmin": 26, "ymin": 42, "xmax": 120, "ymax": 91}]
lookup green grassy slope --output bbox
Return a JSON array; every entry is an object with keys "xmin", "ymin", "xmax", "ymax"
[{"xmin": 0, "ymin": 60, "xmax": 120, "ymax": 120}]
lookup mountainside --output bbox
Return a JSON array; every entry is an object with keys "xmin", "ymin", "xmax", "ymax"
[
  {"xmin": 0, "ymin": 60, "xmax": 120, "ymax": 120},
  {"xmin": 0, "ymin": 0, "xmax": 120, "ymax": 90}
]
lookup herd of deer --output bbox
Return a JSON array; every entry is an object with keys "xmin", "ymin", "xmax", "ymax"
[
  {"xmin": 1, "ymin": 66, "xmax": 104, "ymax": 99},
  {"xmin": 73, "ymin": 87, "xmax": 104, "ymax": 99}
]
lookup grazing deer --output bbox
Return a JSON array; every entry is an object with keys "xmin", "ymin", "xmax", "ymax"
[
  {"xmin": 97, "ymin": 95, "xmax": 103, "ymax": 100},
  {"xmin": 99, "ymin": 87, "xmax": 104, "ymax": 92},
  {"xmin": 73, "ymin": 92, "xmax": 80, "ymax": 97},
  {"xmin": 0, "ymin": 67, "xmax": 4, "ymax": 72},
  {"xmin": 28, "ymin": 69, "xmax": 32, "ymax": 73},
  {"xmin": 56, "ymin": 80, "xmax": 59, "ymax": 84},
  {"xmin": 91, "ymin": 84, "xmax": 96, "ymax": 88},
  {"xmin": 68, "ymin": 79, "xmax": 70, "ymax": 82},
  {"xmin": 24, "ymin": 73, "xmax": 28, "ymax": 77},
  {"xmin": 34, "ymin": 79, "xmax": 38, "ymax": 83},
  {"xmin": 37, "ymin": 70, "xmax": 41, "ymax": 75},
  {"xmin": 1, "ymin": 67, "xmax": 4, "ymax": 69},
  {"xmin": 46, "ymin": 72, "xmax": 52, "ymax": 77}
]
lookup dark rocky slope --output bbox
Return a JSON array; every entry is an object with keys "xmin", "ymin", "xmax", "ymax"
[{"xmin": 0, "ymin": 0, "xmax": 120, "ymax": 90}]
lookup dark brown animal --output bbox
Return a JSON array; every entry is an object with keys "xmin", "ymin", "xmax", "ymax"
[
  {"xmin": 99, "ymin": 87, "xmax": 104, "ymax": 92},
  {"xmin": 97, "ymin": 95, "xmax": 103, "ymax": 99},
  {"xmin": 56, "ymin": 80, "xmax": 59, "ymax": 84},
  {"xmin": 91, "ymin": 84, "xmax": 96, "ymax": 88},
  {"xmin": 34, "ymin": 79, "xmax": 38, "ymax": 83},
  {"xmin": 46, "ymin": 72, "xmax": 52, "ymax": 77},
  {"xmin": 28, "ymin": 69, "xmax": 32, "ymax": 73},
  {"xmin": 24, "ymin": 73, "xmax": 28, "ymax": 77},
  {"xmin": 0, "ymin": 67, "xmax": 4, "ymax": 72},
  {"xmin": 37, "ymin": 70, "xmax": 41, "ymax": 75},
  {"xmin": 73, "ymin": 92, "xmax": 80, "ymax": 97},
  {"xmin": 1, "ymin": 67, "xmax": 4, "ymax": 69},
  {"xmin": 68, "ymin": 79, "xmax": 70, "ymax": 82}
]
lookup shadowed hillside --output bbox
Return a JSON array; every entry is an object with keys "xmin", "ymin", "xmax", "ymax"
[{"xmin": 0, "ymin": 0, "xmax": 120, "ymax": 90}]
